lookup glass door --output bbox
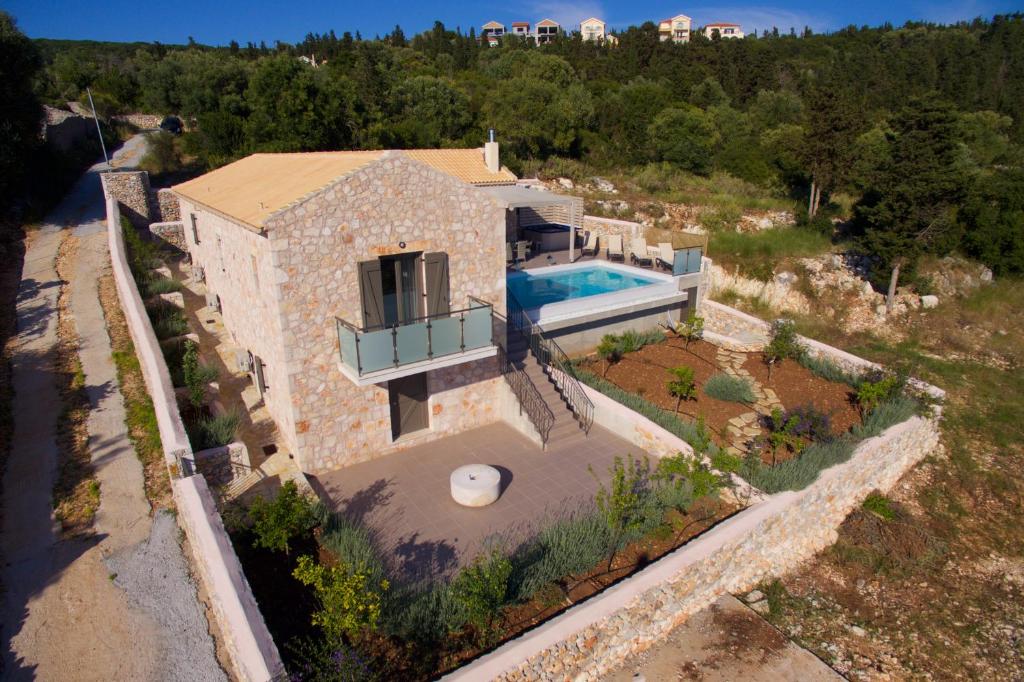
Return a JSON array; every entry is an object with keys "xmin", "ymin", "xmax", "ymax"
[{"xmin": 380, "ymin": 253, "xmax": 422, "ymax": 327}]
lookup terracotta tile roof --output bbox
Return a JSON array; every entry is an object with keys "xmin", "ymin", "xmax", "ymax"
[
  {"xmin": 173, "ymin": 148, "xmax": 517, "ymax": 229},
  {"xmin": 172, "ymin": 151, "xmax": 383, "ymax": 229},
  {"xmin": 706, "ymin": 22, "xmax": 740, "ymax": 26},
  {"xmin": 403, "ymin": 148, "xmax": 517, "ymax": 186},
  {"xmin": 511, "ymin": 21, "xmax": 530, "ymax": 27}
]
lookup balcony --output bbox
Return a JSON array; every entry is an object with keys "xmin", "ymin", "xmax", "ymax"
[{"xmin": 336, "ymin": 298, "xmax": 497, "ymax": 386}]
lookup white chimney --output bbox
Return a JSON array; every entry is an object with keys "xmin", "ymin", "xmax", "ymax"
[{"xmin": 484, "ymin": 129, "xmax": 499, "ymax": 173}]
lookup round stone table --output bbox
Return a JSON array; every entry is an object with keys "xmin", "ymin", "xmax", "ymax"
[{"xmin": 450, "ymin": 464, "xmax": 501, "ymax": 507}]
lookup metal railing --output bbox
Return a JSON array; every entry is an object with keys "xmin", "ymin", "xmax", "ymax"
[
  {"xmin": 496, "ymin": 344, "xmax": 555, "ymax": 446},
  {"xmin": 336, "ymin": 299, "xmax": 494, "ymax": 377},
  {"xmin": 506, "ymin": 291, "xmax": 594, "ymax": 434}
]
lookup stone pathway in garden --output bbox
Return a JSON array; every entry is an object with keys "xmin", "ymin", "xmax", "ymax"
[{"xmin": 716, "ymin": 347, "xmax": 784, "ymax": 456}]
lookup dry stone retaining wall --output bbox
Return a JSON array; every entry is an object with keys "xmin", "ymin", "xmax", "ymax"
[
  {"xmin": 149, "ymin": 221, "xmax": 185, "ymax": 252},
  {"xmin": 156, "ymin": 187, "xmax": 181, "ymax": 221},
  {"xmin": 582, "ymin": 215, "xmax": 641, "ymax": 240}
]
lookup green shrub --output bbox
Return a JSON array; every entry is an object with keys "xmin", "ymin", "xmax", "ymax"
[
  {"xmin": 674, "ymin": 313, "xmax": 704, "ymax": 348},
  {"xmin": 247, "ymin": 480, "xmax": 317, "ymax": 555},
  {"xmin": 142, "ymin": 276, "xmax": 182, "ymax": 297},
  {"xmin": 510, "ymin": 508, "xmax": 609, "ymax": 601},
  {"xmin": 667, "ymin": 366, "xmax": 697, "ymax": 411},
  {"xmin": 451, "ymin": 546, "xmax": 512, "ymax": 645},
  {"xmin": 182, "ymin": 340, "xmax": 218, "ymax": 409},
  {"xmin": 797, "ymin": 354, "xmax": 864, "ymax": 387},
  {"xmin": 147, "ymin": 301, "xmax": 188, "ymax": 339},
  {"xmin": 764, "ymin": 319, "xmax": 805, "ymax": 380},
  {"xmin": 862, "ymin": 492, "xmax": 896, "ymax": 520},
  {"xmin": 703, "ymin": 373, "xmax": 754, "ymax": 402},
  {"xmin": 293, "ymin": 554, "xmax": 388, "ymax": 644},
  {"xmin": 592, "ymin": 455, "xmax": 650, "ymax": 571},
  {"xmin": 573, "ymin": 366, "xmax": 720, "ymax": 456},
  {"xmin": 710, "ymin": 448, "xmax": 744, "ymax": 474},
  {"xmin": 139, "ymin": 131, "xmax": 183, "ymax": 175},
  {"xmin": 742, "ymin": 396, "xmax": 921, "ymax": 493},
  {"xmin": 187, "ymin": 410, "xmax": 240, "ymax": 451},
  {"xmin": 161, "ymin": 338, "xmax": 188, "ymax": 387},
  {"xmin": 596, "ymin": 334, "xmax": 622, "ymax": 375},
  {"xmin": 856, "ymin": 371, "xmax": 907, "ymax": 416},
  {"xmin": 653, "ymin": 453, "xmax": 722, "ymax": 508},
  {"xmin": 319, "ymin": 514, "xmax": 387, "ymax": 584},
  {"xmin": 388, "ymin": 582, "xmax": 465, "ymax": 643}
]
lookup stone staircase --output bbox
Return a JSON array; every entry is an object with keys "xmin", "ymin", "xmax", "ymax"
[{"xmin": 505, "ymin": 334, "xmax": 588, "ymax": 449}]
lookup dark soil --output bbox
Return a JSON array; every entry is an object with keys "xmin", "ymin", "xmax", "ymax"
[
  {"xmin": 581, "ymin": 338, "xmax": 748, "ymax": 443},
  {"xmin": 742, "ymin": 353, "xmax": 862, "ymax": 436}
]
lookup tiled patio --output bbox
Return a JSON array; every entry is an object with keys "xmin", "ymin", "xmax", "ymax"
[{"xmin": 309, "ymin": 421, "xmax": 651, "ymax": 581}]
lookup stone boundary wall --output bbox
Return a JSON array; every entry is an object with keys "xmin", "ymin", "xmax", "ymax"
[
  {"xmin": 449, "ymin": 412, "xmax": 941, "ymax": 681},
  {"xmin": 102, "ymin": 171, "xmax": 153, "ymax": 228},
  {"xmin": 113, "ymin": 113, "xmax": 163, "ymax": 129},
  {"xmin": 106, "ymin": 195, "xmax": 285, "ymax": 682},
  {"xmin": 582, "ymin": 215, "xmax": 641, "ymax": 240},
  {"xmin": 156, "ymin": 187, "xmax": 181, "ymax": 221},
  {"xmin": 150, "ymin": 221, "xmax": 185, "ymax": 252}
]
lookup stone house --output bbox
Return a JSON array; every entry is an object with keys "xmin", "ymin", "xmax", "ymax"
[
  {"xmin": 703, "ymin": 22, "xmax": 744, "ymax": 39},
  {"xmin": 173, "ymin": 146, "xmax": 525, "ymax": 473}
]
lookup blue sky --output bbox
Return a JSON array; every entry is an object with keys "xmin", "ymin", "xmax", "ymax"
[{"xmin": 4, "ymin": 0, "xmax": 1019, "ymax": 45}]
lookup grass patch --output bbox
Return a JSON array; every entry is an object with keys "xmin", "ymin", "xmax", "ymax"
[
  {"xmin": 708, "ymin": 227, "xmax": 832, "ymax": 280},
  {"xmin": 703, "ymin": 373, "xmax": 755, "ymax": 403},
  {"xmin": 146, "ymin": 300, "xmax": 188, "ymax": 340},
  {"xmin": 142, "ymin": 275, "xmax": 183, "ymax": 297},
  {"xmin": 100, "ymin": 274, "xmax": 171, "ymax": 508},
  {"xmin": 796, "ymin": 353, "xmax": 864, "ymax": 387},
  {"xmin": 53, "ymin": 234, "xmax": 99, "ymax": 535}
]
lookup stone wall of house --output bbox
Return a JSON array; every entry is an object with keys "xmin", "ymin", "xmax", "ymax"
[
  {"xmin": 149, "ymin": 221, "xmax": 185, "ymax": 252},
  {"xmin": 178, "ymin": 197, "xmax": 296, "ymax": 456},
  {"xmin": 264, "ymin": 152, "xmax": 509, "ymax": 473},
  {"xmin": 450, "ymin": 412, "xmax": 941, "ymax": 681},
  {"xmin": 156, "ymin": 188, "xmax": 181, "ymax": 222},
  {"xmin": 101, "ymin": 171, "xmax": 153, "ymax": 228}
]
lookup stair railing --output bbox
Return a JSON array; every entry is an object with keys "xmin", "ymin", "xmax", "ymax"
[
  {"xmin": 497, "ymin": 344, "xmax": 555, "ymax": 446},
  {"xmin": 505, "ymin": 292, "xmax": 594, "ymax": 434}
]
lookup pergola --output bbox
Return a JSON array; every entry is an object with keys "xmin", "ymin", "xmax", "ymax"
[{"xmin": 480, "ymin": 185, "xmax": 585, "ymax": 262}]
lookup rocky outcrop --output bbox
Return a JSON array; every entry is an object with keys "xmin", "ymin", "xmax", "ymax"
[{"xmin": 708, "ymin": 264, "xmax": 811, "ymax": 314}]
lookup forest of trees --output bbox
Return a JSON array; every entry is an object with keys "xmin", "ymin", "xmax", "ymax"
[{"xmin": 6, "ymin": 13, "xmax": 1024, "ymax": 279}]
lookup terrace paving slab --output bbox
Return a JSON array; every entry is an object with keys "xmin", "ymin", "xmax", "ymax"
[{"xmin": 310, "ymin": 421, "xmax": 651, "ymax": 581}]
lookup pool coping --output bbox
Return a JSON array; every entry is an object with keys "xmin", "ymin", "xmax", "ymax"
[{"xmin": 507, "ymin": 260, "xmax": 679, "ymax": 328}]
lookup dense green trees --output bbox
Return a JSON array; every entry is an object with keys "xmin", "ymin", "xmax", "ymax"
[
  {"xmin": 0, "ymin": 12, "xmax": 43, "ymax": 222},
  {"xmin": 18, "ymin": 13, "xmax": 1024, "ymax": 276}
]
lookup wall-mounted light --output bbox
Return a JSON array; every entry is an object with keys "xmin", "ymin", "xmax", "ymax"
[{"xmin": 399, "ymin": 241, "xmax": 407, "ymax": 249}]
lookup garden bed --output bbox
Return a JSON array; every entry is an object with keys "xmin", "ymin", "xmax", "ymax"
[
  {"xmin": 578, "ymin": 337, "xmax": 861, "ymax": 448},
  {"xmin": 228, "ymin": 461, "xmax": 742, "ymax": 680}
]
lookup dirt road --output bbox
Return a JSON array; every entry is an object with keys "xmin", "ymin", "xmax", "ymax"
[{"xmin": 0, "ymin": 138, "xmax": 225, "ymax": 681}]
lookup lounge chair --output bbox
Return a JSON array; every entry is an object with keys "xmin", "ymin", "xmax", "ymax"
[
  {"xmin": 515, "ymin": 241, "xmax": 529, "ymax": 263},
  {"xmin": 629, "ymin": 238, "xmax": 653, "ymax": 267},
  {"xmin": 506, "ymin": 242, "xmax": 514, "ymax": 265},
  {"xmin": 581, "ymin": 231, "xmax": 599, "ymax": 257},
  {"xmin": 607, "ymin": 234, "xmax": 625, "ymax": 262},
  {"xmin": 655, "ymin": 242, "xmax": 674, "ymax": 270}
]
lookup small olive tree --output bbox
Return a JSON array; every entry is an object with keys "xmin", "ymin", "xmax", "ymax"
[
  {"xmin": 667, "ymin": 366, "xmax": 697, "ymax": 412},
  {"xmin": 764, "ymin": 319, "xmax": 805, "ymax": 382},
  {"xmin": 451, "ymin": 546, "xmax": 512, "ymax": 646},
  {"xmin": 591, "ymin": 454, "xmax": 650, "ymax": 573},
  {"xmin": 247, "ymin": 480, "xmax": 317, "ymax": 555},
  {"xmin": 675, "ymin": 313, "xmax": 704, "ymax": 349},
  {"xmin": 596, "ymin": 334, "xmax": 623, "ymax": 376}
]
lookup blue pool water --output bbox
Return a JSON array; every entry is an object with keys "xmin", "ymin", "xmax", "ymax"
[{"xmin": 507, "ymin": 265, "xmax": 660, "ymax": 309}]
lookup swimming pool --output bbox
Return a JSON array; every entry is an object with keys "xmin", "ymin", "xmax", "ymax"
[{"xmin": 507, "ymin": 262, "xmax": 662, "ymax": 309}]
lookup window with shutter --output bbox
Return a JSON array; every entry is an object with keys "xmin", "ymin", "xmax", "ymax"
[
  {"xmin": 423, "ymin": 252, "xmax": 450, "ymax": 317},
  {"xmin": 358, "ymin": 260, "xmax": 385, "ymax": 330},
  {"xmin": 190, "ymin": 213, "xmax": 200, "ymax": 244},
  {"xmin": 254, "ymin": 356, "xmax": 267, "ymax": 396}
]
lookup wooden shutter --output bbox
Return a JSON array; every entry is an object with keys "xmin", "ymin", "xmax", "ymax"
[
  {"xmin": 254, "ymin": 356, "xmax": 267, "ymax": 396},
  {"xmin": 358, "ymin": 260, "xmax": 385, "ymax": 330},
  {"xmin": 190, "ymin": 213, "xmax": 200, "ymax": 244},
  {"xmin": 423, "ymin": 252, "xmax": 450, "ymax": 317}
]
